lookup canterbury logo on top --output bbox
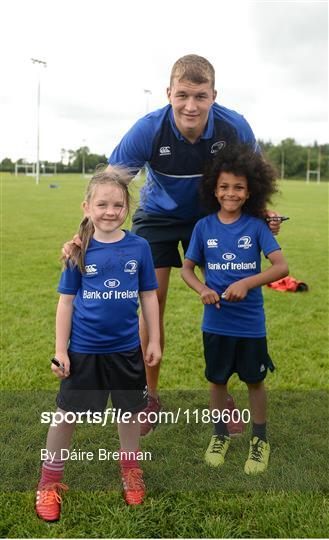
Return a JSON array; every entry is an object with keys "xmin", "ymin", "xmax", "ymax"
[{"xmin": 159, "ymin": 146, "xmax": 171, "ymax": 156}]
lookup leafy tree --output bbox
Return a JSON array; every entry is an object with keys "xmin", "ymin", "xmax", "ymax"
[
  {"xmin": 2, "ymin": 141, "xmax": 327, "ymax": 178},
  {"xmin": 71, "ymin": 147, "xmax": 107, "ymax": 173},
  {"xmin": 259, "ymin": 139, "xmax": 328, "ymax": 179},
  {"xmin": 68, "ymin": 149, "xmax": 76, "ymax": 167},
  {"xmin": 60, "ymin": 148, "xmax": 67, "ymax": 164},
  {"xmin": 0, "ymin": 157, "xmax": 14, "ymax": 172}
]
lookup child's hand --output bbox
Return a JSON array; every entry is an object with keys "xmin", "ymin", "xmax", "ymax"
[
  {"xmin": 266, "ymin": 211, "xmax": 281, "ymax": 235},
  {"xmin": 200, "ymin": 286, "xmax": 220, "ymax": 309},
  {"xmin": 62, "ymin": 235, "xmax": 82, "ymax": 259},
  {"xmin": 144, "ymin": 342, "xmax": 162, "ymax": 367},
  {"xmin": 223, "ymin": 280, "xmax": 249, "ymax": 302},
  {"xmin": 52, "ymin": 353, "xmax": 70, "ymax": 379}
]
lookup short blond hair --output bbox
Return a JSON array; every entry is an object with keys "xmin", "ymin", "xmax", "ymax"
[{"xmin": 170, "ymin": 54, "xmax": 215, "ymax": 89}]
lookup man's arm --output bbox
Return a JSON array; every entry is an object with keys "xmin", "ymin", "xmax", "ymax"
[
  {"xmin": 104, "ymin": 163, "xmax": 135, "ymax": 181},
  {"xmin": 107, "ymin": 108, "xmax": 168, "ymax": 170}
]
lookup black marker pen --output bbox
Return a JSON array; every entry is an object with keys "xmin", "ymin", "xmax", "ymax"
[
  {"xmin": 265, "ymin": 216, "xmax": 290, "ymax": 222},
  {"xmin": 51, "ymin": 357, "xmax": 65, "ymax": 373}
]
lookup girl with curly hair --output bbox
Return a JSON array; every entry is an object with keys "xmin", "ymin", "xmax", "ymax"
[{"xmin": 181, "ymin": 143, "xmax": 288, "ymax": 475}]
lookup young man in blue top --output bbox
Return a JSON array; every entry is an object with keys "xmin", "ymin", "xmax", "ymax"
[
  {"xmin": 181, "ymin": 143, "xmax": 288, "ymax": 474},
  {"xmin": 105, "ymin": 54, "xmax": 281, "ymax": 436}
]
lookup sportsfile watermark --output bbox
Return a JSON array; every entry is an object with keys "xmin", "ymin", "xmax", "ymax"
[
  {"xmin": 40, "ymin": 407, "xmax": 251, "ymax": 427},
  {"xmin": 2, "ymin": 390, "xmax": 328, "ymax": 493},
  {"xmin": 40, "ymin": 448, "xmax": 152, "ymax": 463}
]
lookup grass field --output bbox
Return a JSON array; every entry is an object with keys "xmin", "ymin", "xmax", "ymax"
[{"xmin": 1, "ymin": 173, "xmax": 328, "ymax": 538}]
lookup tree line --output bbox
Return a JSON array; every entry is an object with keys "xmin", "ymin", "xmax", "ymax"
[
  {"xmin": 1, "ymin": 146, "xmax": 108, "ymax": 174},
  {"xmin": 1, "ymin": 140, "xmax": 328, "ymax": 179},
  {"xmin": 260, "ymin": 139, "xmax": 328, "ymax": 179}
]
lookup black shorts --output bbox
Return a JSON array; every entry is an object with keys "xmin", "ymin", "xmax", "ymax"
[
  {"xmin": 56, "ymin": 348, "xmax": 148, "ymax": 414},
  {"xmin": 131, "ymin": 208, "xmax": 196, "ymax": 268},
  {"xmin": 203, "ymin": 332, "xmax": 275, "ymax": 384}
]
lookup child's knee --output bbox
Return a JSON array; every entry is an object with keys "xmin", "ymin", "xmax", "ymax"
[
  {"xmin": 210, "ymin": 382, "xmax": 227, "ymax": 391},
  {"xmin": 246, "ymin": 381, "xmax": 264, "ymax": 391}
]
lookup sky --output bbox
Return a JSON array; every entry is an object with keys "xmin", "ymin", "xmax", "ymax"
[{"xmin": 0, "ymin": 0, "xmax": 328, "ymax": 163}]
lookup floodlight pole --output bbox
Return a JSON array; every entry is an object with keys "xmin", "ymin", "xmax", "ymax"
[
  {"xmin": 82, "ymin": 139, "xmax": 86, "ymax": 177},
  {"xmin": 317, "ymin": 146, "xmax": 321, "ymax": 183},
  {"xmin": 143, "ymin": 89, "xmax": 152, "ymax": 114},
  {"xmin": 31, "ymin": 58, "xmax": 47, "ymax": 185}
]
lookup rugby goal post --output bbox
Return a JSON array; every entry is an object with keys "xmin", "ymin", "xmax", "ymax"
[
  {"xmin": 15, "ymin": 162, "xmax": 36, "ymax": 176},
  {"xmin": 15, "ymin": 162, "xmax": 57, "ymax": 177},
  {"xmin": 306, "ymin": 147, "xmax": 321, "ymax": 183},
  {"xmin": 40, "ymin": 162, "xmax": 57, "ymax": 176}
]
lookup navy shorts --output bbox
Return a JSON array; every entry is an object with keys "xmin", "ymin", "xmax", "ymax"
[
  {"xmin": 56, "ymin": 347, "xmax": 148, "ymax": 414},
  {"xmin": 131, "ymin": 208, "xmax": 196, "ymax": 268},
  {"xmin": 203, "ymin": 332, "xmax": 275, "ymax": 384}
]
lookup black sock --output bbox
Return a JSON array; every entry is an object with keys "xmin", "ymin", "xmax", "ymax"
[
  {"xmin": 252, "ymin": 422, "xmax": 267, "ymax": 442},
  {"xmin": 213, "ymin": 418, "xmax": 229, "ymax": 437}
]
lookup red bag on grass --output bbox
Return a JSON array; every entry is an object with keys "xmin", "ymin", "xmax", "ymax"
[{"xmin": 267, "ymin": 276, "xmax": 309, "ymax": 292}]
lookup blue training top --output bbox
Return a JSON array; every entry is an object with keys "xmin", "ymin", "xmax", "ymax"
[
  {"xmin": 58, "ymin": 232, "xmax": 158, "ymax": 353},
  {"xmin": 185, "ymin": 213, "xmax": 281, "ymax": 338},
  {"xmin": 109, "ymin": 103, "xmax": 257, "ymax": 222}
]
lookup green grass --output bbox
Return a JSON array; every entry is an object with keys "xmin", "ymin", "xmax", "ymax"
[{"xmin": 1, "ymin": 173, "xmax": 328, "ymax": 538}]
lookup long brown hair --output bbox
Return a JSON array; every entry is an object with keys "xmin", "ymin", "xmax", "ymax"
[{"xmin": 64, "ymin": 165, "xmax": 132, "ymax": 273}]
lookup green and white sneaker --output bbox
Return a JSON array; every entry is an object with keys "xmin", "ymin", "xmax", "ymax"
[
  {"xmin": 244, "ymin": 436, "xmax": 270, "ymax": 475},
  {"xmin": 204, "ymin": 435, "xmax": 230, "ymax": 467}
]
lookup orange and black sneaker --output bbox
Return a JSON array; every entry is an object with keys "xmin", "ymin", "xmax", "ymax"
[
  {"xmin": 121, "ymin": 467, "xmax": 145, "ymax": 505},
  {"xmin": 35, "ymin": 482, "xmax": 68, "ymax": 521}
]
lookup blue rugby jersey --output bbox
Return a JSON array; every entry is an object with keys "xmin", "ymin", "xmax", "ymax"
[
  {"xmin": 109, "ymin": 103, "xmax": 257, "ymax": 221},
  {"xmin": 185, "ymin": 213, "xmax": 281, "ymax": 337},
  {"xmin": 57, "ymin": 232, "xmax": 158, "ymax": 353}
]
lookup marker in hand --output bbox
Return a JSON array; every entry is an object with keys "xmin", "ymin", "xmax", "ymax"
[
  {"xmin": 265, "ymin": 216, "xmax": 290, "ymax": 222},
  {"xmin": 51, "ymin": 357, "xmax": 65, "ymax": 373}
]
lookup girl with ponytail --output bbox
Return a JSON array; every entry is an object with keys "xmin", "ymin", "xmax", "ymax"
[{"xmin": 36, "ymin": 167, "xmax": 161, "ymax": 519}]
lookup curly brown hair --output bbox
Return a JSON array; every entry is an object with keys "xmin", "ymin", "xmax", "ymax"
[{"xmin": 200, "ymin": 143, "xmax": 278, "ymax": 218}]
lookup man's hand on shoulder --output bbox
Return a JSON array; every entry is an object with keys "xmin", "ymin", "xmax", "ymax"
[{"xmin": 62, "ymin": 235, "xmax": 82, "ymax": 259}]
